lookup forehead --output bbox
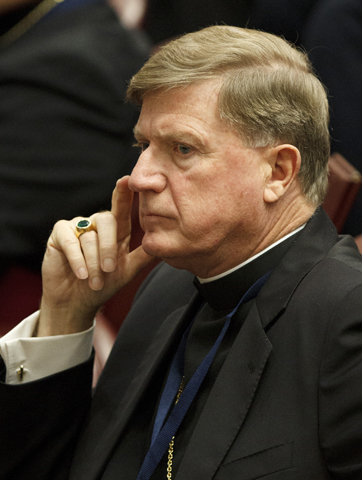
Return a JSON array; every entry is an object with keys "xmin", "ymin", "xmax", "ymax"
[{"xmin": 134, "ymin": 80, "xmax": 227, "ymax": 139}]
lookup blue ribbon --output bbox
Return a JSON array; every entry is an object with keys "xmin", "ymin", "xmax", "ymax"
[
  {"xmin": 137, "ymin": 271, "xmax": 271, "ymax": 480},
  {"xmin": 46, "ymin": 0, "xmax": 100, "ymax": 18}
]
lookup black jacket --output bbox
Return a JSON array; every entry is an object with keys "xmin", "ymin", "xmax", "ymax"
[
  {"xmin": 0, "ymin": 0, "xmax": 150, "ymax": 270},
  {"xmin": 1, "ymin": 209, "xmax": 362, "ymax": 479}
]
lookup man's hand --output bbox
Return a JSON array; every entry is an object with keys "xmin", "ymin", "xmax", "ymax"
[{"xmin": 38, "ymin": 176, "xmax": 154, "ymax": 337}]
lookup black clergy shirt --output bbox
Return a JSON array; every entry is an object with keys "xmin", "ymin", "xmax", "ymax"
[
  {"xmin": 149, "ymin": 229, "xmax": 301, "ymax": 479},
  {"xmin": 96, "ymin": 229, "xmax": 302, "ymax": 479}
]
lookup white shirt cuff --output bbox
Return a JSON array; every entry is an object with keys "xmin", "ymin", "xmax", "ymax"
[{"xmin": 0, "ymin": 311, "xmax": 94, "ymax": 384}]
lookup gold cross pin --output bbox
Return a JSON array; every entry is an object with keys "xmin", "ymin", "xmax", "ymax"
[{"xmin": 17, "ymin": 365, "xmax": 25, "ymax": 380}]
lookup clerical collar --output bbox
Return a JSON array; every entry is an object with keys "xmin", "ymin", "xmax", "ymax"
[{"xmin": 193, "ymin": 226, "xmax": 304, "ymax": 311}]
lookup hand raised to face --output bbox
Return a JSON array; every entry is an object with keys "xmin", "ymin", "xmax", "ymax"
[{"xmin": 38, "ymin": 176, "xmax": 155, "ymax": 337}]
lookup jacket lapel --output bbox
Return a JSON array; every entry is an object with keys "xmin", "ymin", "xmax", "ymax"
[
  {"xmin": 257, "ymin": 208, "xmax": 339, "ymax": 330},
  {"xmin": 71, "ymin": 292, "xmax": 202, "ymax": 479},
  {"xmin": 176, "ymin": 302, "xmax": 272, "ymax": 479},
  {"xmin": 73, "ymin": 208, "xmax": 341, "ymax": 479},
  {"xmin": 176, "ymin": 209, "xmax": 340, "ymax": 479}
]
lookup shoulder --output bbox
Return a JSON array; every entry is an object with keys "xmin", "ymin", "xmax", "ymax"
[
  {"xmin": 286, "ymin": 235, "xmax": 362, "ymax": 315},
  {"xmin": 307, "ymin": 235, "xmax": 362, "ymax": 294},
  {"xmin": 0, "ymin": 2, "xmax": 150, "ymax": 76},
  {"xmin": 133, "ymin": 262, "xmax": 196, "ymax": 311}
]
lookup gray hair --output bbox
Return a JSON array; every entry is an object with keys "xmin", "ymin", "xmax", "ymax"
[{"xmin": 127, "ymin": 25, "xmax": 330, "ymax": 206}]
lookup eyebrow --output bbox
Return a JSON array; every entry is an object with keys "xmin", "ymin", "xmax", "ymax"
[{"xmin": 133, "ymin": 127, "xmax": 206, "ymax": 150}]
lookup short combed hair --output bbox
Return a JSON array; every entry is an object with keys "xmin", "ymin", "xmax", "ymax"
[{"xmin": 127, "ymin": 25, "xmax": 330, "ymax": 206}]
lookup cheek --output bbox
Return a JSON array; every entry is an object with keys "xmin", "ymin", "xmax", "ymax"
[
  {"xmin": 176, "ymin": 190, "xmax": 240, "ymax": 243},
  {"xmin": 171, "ymin": 161, "xmax": 262, "ymax": 233},
  {"xmin": 174, "ymin": 174, "xmax": 217, "ymax": 217}
]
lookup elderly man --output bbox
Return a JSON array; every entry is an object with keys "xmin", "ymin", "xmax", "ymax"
[{"xmin": 1, "ymin": 25, "xmax": 362, "ymax": 480}]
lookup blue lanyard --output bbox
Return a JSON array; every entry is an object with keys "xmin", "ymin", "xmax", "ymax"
[
  {"xmin": 137, "ymin": 271, "xmax": 271, "ymax": 480},
  {"xmin": 46, "ymin": 0, "xmax": 99, "ymax": 17}
]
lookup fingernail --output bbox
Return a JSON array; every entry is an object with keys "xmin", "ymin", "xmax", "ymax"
[
  {"xmin": 78, "ymin": 267, "xmax": 88, "ymax": 279},
  {"xmin": 90, "ymin": 277, "xmax": 103, "ymax": 291},
  {"xmin": 103, "ymin": 258, "xmax": 116, "ymax": 272}
]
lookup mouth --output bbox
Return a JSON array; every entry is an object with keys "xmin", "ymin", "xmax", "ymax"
[
  {"xmin": 140, "ymin": 211, "xmax": 173, "ymax": 227},
  {"xmin": 141, "ymin": 208, "xmax": 169, "ymax": 218},
  {"xmin": 142, "ymin": 211, "xmax": 162, "ymax": 218}
]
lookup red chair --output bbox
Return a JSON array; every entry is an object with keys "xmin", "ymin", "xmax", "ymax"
[
  {"xmin": 322, "ymin": 153, "xmax": 362, "ymax": 233},
  {"xmin": 0, "ymin": 265, "xmax": 43, "ymax": 337},
  {"xmin": 93, "ymin": 312, "xmax": 118, "ymax": 385}
]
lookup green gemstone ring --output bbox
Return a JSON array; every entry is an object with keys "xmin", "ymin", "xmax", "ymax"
[{"xmin": 75, "ymin": 219, "xmax": 96, "ymax": 238}]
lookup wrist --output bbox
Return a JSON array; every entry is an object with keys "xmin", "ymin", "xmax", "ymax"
[{"xmin": 37, "ymin": 298, "xmax": 97, "ymax": 337}]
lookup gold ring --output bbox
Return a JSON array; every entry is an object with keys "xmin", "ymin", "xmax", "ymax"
[{"xmin": 75, "ymin": 219, "xmax": 96, "ymax": 238}]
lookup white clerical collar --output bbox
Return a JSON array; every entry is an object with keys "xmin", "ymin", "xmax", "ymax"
[{"xmin": 198, "ymin": 224, "xmax": 305, "ymax": 284}]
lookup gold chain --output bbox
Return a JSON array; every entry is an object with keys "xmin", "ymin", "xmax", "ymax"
[
  {"xmin": 167, "ymin": 377, "xmax": 184, "ymax": 480},
  {"xmin": 0, "ymin": 0, "xmax": 64, "ymax": 48}
]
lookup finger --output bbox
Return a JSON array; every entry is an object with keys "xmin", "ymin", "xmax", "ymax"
[
  {"xmin": 111, "ymin": 176, "xmax": 134, "ymax": 242},
  {"xmin": 79, "ymin": 229, "xmax": 104, "ymax": 291},
  {"xmin": 90, "ymin": 211, "xmax": 118, "ymax": 273},
  {"xmin": 50, "ymin": 219, "xmax": 89, "ymax": 280}
]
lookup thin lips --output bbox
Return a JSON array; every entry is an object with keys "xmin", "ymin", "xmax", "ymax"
[{"xmin": 141, "ymin": 210, "xmax": 167, "ymax": 217}]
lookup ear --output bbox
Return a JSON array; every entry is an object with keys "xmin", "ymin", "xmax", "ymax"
[{"xmin": 263, "ymin": 145, "xmax": 301, "ymax": 204}]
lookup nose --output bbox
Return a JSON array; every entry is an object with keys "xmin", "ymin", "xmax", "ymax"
[{"xmin": 128, "ymin": 149, "xmax": 167, "ymax": 193}]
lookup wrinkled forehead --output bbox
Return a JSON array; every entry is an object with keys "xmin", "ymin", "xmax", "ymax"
[{"xmin": 134, "ymin": 80, "xmax": 228, "ymax": 138}]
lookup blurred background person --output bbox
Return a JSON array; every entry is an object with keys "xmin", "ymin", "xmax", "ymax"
[
  {"xmin": 0, "ymin": 0, "xmax": 150, "ymax": 325},
  {"xmin": 300, "ymin": 0, "xmax": 362, "ymax": 236},
  {"xmin": 142, "ymin": 0, "xmax": 319, "ymax": 46},
  {"xmin": 143, "ymin": 0, "xmax": 254, "ymax": 45}
]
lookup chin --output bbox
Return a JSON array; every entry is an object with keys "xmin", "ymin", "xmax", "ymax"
[
  {"xmin": 141, "ymin": 234, "xmax": 173, "ymax": 258},
  {"xmin": 141, "ymin": 233, "xmax": 184, "ymax": 262},
  {"xmin": 141, "ymin": 234, "xmax": 204, "ymax": 273}
]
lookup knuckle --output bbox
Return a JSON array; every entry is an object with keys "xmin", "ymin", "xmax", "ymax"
[
  {"xmin": 63, "ymin": 236, "xmax": 79, "ymax": 250},
  {"xmin": 97, "ymin": 210, "xmax": 112, "ymax": 217},
  {"xmin": 96, "ymin": 210, "xmax": 114, "ymax": 225},
  {"xmin": 80, "ymin": 230, "xmax": 98, "ymax": 245},
  {"xmin": 53, "ymin": 219, "xmax": 68, "ymax": 231}
]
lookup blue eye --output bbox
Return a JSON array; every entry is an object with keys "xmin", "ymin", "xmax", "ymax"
[{"xmin": 177, "ymin": 145, "xmax": 191, "ymax": 155}]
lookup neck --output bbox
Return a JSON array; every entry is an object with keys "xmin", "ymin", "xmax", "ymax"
[
  {"xmin": 198, "ymin": 223, "xmax": 305, "ymax": 284},
  {"xmin": 168, "ymin": 197, "xmax": 315, "ymax": 279}
]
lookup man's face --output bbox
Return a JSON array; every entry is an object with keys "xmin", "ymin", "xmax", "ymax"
[{"xmin": 129, "ymin": 80, "xmax": 270, "ymax": 277}]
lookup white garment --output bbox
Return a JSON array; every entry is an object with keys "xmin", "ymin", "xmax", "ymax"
[
  {"xmin": 0, "ymin": 312, "xmax": 94, "ymax": 384},
  {"xmin": 198, "ymin": 224, "xmax": 305, "ymax": 283}
]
